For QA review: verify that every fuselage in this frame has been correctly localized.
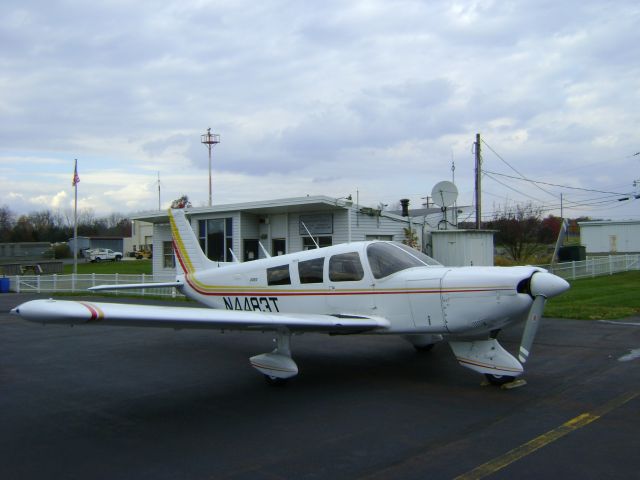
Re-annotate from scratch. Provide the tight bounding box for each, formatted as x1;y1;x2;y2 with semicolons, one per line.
176;241;542;336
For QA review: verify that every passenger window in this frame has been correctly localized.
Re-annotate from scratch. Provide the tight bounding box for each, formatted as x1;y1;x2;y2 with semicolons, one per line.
267;265;291;286
329;252;364;282
299;257;324;284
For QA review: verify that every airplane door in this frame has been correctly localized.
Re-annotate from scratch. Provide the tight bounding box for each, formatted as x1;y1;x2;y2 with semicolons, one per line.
326;251;375;314
406;277;446;331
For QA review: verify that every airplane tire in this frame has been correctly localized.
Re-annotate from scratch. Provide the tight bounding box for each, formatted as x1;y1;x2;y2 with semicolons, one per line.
264;375;288;386
485;374;515;386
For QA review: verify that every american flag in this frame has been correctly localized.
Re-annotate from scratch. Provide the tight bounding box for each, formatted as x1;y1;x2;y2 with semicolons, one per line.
72;159;80;186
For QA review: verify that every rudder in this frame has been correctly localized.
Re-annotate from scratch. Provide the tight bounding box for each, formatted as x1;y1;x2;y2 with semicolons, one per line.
168;209;215;274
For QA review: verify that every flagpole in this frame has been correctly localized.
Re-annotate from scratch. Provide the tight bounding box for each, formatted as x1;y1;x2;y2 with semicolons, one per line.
73;159;78;275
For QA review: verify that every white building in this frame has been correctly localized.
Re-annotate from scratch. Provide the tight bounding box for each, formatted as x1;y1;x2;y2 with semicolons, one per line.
132;196;424;276
578;220;640;255
123;220;153;257
430;230;495;267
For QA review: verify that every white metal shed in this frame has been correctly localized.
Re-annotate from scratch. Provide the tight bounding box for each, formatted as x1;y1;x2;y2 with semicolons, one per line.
578;220;640;254
430;230;495;266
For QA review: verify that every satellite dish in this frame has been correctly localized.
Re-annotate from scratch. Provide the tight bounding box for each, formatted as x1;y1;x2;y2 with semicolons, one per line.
431;181;458;208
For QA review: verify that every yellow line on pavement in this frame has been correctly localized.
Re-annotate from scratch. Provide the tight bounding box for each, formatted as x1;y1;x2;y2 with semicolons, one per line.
455;390;639;480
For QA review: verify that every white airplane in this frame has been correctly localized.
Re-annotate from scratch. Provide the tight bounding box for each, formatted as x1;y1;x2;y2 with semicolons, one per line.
11;209;569;386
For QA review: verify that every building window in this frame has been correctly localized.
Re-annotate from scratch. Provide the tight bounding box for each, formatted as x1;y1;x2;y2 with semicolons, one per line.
272;238;286;256
329;252;364;282
298;257;324;284
163;241;175;269
302;236;332;250
267;265;291;286
198;218;234;262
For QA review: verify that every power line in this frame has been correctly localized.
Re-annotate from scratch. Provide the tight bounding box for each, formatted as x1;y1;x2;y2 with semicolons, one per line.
483;170;631;195
481;139;559;199
483;172;548;203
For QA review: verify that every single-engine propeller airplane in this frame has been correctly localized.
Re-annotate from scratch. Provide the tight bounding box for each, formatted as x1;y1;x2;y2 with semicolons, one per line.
11;209;570;385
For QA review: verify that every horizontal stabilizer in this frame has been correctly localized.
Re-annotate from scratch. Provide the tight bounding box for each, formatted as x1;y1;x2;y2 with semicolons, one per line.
88;281;182;291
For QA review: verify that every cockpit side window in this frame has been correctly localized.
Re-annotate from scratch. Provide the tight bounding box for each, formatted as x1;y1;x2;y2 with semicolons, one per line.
329;252;364;282
394;242;442;266
298;257;324;284
367;242;440;279
267;264;291;286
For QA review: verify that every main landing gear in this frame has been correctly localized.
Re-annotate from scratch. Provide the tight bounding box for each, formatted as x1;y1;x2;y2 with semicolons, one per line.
249;332;299;385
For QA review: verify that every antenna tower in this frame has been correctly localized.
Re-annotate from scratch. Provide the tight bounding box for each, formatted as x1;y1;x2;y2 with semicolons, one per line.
201;127;221;206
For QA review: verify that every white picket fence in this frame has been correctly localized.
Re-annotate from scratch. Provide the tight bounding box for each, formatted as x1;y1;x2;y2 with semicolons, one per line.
5;254;640;295
7;273;182;297
543;254;640;280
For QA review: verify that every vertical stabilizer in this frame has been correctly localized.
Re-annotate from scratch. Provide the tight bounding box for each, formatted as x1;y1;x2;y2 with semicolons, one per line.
168;209;214;274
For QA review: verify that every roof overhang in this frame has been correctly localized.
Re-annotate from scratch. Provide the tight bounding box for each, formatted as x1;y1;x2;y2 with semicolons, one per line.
578;220;640;227
131;196;353;224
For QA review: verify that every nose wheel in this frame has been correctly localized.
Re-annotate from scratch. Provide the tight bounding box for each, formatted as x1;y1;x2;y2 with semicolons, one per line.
485;373;516;385
264;375;289;386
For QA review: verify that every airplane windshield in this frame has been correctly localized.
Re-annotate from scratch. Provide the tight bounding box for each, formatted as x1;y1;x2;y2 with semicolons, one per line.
367;242;441;279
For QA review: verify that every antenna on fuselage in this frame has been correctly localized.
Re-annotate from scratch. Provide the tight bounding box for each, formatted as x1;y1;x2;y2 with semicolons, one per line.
229;248;240;263
301;221;320;248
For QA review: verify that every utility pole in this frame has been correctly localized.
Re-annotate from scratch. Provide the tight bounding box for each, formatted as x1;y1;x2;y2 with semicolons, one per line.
474;133;482;229
201;128;221;206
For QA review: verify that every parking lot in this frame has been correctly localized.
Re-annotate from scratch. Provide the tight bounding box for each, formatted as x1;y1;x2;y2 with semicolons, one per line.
1;293;639;479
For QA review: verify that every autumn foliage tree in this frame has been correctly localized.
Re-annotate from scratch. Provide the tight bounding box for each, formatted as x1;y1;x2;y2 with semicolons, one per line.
485;203;562;262
0;205;131;243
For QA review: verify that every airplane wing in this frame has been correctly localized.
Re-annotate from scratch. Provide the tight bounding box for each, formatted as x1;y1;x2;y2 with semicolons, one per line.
11;299;390;334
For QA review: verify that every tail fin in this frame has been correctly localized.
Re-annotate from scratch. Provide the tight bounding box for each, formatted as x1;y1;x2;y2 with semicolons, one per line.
168;209;215;275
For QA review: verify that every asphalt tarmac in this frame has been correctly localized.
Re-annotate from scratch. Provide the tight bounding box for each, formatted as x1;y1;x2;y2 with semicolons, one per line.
1;293;639;480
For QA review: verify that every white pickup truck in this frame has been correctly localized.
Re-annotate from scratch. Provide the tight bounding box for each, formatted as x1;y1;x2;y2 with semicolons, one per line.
88;248;123;262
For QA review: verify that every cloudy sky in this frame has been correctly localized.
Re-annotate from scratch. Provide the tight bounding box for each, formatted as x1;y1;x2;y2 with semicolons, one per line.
1;0;639;221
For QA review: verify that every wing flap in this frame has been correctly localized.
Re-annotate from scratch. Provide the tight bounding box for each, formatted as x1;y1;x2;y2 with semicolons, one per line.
12;299;390;333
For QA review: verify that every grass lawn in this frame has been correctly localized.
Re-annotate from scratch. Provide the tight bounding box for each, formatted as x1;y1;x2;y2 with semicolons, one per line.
544;270;640;320
63;260;152;275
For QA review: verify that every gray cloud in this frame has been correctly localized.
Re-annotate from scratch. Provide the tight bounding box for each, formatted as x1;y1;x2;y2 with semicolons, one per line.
0;0;638;218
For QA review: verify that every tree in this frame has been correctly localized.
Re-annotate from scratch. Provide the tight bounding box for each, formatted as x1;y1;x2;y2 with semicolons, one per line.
28;211;56;241
485;203;546;262
171;195;192;209
402;227;419;249
1;207;133;243
539;215;563;244
11;215;36;242
0;205;15;242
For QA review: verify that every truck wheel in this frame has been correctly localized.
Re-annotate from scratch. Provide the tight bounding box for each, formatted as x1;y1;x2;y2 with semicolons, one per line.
115;255;122;261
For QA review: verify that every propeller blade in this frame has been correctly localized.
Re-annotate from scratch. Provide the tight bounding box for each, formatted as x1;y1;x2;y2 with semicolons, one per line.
518;295;546;364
